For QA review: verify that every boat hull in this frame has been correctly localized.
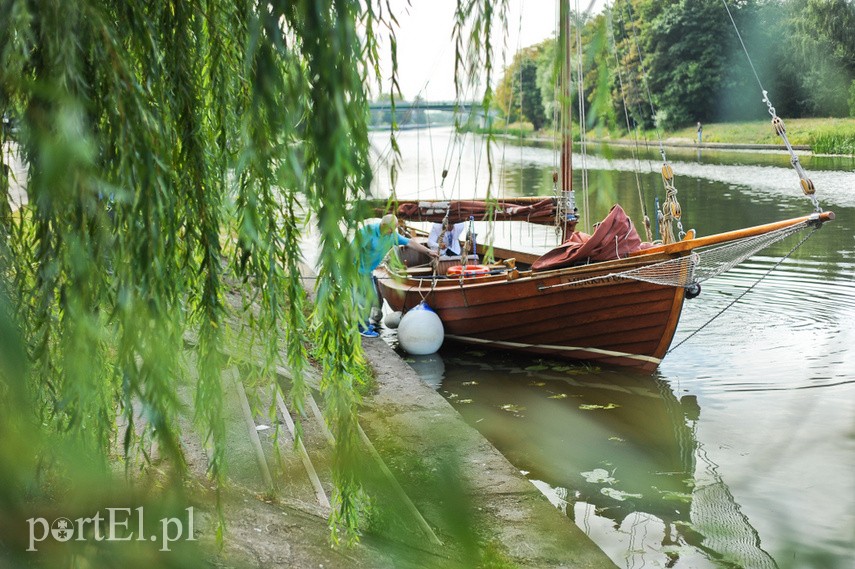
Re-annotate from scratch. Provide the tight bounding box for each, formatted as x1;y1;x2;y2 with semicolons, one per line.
376;253;687;373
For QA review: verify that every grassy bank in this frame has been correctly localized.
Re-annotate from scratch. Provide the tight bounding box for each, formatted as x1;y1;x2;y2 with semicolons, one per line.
667;117;855;154
481;117;855;155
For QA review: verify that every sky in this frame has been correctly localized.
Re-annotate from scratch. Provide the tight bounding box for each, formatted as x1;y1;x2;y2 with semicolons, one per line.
376;0;606;101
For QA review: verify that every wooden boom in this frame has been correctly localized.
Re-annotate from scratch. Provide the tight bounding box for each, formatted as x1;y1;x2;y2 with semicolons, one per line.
631;211;835;257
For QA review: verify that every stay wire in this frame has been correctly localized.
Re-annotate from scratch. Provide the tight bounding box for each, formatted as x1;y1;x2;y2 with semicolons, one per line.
574;0;591;233
621;0;667;164
720;0;765;93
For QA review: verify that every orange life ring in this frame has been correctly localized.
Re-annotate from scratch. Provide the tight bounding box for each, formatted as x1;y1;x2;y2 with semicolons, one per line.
446;264;491;277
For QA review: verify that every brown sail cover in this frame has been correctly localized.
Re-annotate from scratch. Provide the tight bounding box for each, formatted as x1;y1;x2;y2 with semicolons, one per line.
532;204;651;270
396;198;555;224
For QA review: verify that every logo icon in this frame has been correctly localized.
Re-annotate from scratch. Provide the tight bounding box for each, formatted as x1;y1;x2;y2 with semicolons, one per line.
51;518;74;542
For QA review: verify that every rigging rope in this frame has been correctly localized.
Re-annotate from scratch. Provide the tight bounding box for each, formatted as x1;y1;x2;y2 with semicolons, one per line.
605;0;652;242
619;0;685;243
573;0;592;233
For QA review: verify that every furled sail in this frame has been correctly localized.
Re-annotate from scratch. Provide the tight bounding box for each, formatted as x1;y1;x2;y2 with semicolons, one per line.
532;204;652;270
365;197;558;225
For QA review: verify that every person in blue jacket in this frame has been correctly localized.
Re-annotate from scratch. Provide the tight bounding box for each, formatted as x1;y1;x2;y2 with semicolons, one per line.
353;214;435;337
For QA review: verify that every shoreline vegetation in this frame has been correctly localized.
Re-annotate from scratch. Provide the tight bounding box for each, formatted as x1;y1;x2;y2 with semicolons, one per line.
467;117;855;155
372;113;855;155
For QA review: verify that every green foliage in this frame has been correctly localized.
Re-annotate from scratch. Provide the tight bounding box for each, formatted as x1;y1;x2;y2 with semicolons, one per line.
788;0;855;117
582;14;620;132
498;0;855;133
519;57;547;130
849;79;855;118
0;0;512;558
535;38;558;127
810;132;855;154
641;0;736;129
610;0;654;129
496;46;547;130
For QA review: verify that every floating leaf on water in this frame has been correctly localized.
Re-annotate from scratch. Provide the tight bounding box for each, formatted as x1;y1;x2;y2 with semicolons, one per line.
600;487;642;501
447;393;458;399
500;404;526;413
579;403;621;411
461;381;479;387
548;393;568;399
457;399;473;404
659;490;692;503
608;436;625;443
580;468;616;484
528;380;546;387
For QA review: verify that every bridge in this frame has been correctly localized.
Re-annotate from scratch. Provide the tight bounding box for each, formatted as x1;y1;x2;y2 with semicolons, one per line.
368;100;483;112
368;100;497;128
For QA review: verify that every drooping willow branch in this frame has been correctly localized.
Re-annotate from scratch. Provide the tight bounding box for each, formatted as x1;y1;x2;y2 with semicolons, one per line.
0;0;508;545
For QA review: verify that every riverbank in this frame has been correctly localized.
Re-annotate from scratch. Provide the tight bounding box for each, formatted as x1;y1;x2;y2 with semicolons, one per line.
178;272;619;569
356;336;618;568
483;117;855;155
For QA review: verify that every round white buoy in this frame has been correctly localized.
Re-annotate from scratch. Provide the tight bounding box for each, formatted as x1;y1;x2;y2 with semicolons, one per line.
383;310;402;329
397;303;444;355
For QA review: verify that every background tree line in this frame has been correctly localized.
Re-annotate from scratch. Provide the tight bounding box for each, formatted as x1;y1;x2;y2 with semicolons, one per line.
496;0;855;132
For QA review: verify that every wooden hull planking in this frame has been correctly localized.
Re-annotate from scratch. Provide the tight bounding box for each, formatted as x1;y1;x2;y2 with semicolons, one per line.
376;212;834;372
376;252;687;373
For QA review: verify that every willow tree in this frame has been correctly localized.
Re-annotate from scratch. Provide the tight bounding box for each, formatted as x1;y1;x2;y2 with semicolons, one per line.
0;0;507;554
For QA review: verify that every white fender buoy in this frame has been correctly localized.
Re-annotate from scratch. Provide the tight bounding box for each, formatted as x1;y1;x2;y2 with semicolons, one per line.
383;310;402;329
397;302;444;355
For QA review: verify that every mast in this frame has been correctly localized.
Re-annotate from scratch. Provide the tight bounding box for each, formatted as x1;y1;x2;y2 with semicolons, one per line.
559;0;577;241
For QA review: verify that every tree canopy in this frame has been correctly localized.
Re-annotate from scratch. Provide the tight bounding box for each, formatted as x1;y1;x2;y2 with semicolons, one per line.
496;46;548;130
496;0;855;131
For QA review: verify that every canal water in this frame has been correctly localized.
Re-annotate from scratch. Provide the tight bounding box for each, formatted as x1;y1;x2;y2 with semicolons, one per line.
370;128;855;568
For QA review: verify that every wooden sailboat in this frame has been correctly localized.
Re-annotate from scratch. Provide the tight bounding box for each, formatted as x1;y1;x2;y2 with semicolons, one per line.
373;2;834;373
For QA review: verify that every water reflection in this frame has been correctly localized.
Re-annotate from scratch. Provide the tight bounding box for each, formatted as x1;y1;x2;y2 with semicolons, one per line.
374;129;855;566
402;346;780;568
404;353;445;390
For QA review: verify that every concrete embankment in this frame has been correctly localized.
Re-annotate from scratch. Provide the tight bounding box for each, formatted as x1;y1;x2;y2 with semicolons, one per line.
182;270;617;568
357;336;618;568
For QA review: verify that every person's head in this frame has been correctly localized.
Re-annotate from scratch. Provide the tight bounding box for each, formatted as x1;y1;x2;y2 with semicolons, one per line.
380;213;398;235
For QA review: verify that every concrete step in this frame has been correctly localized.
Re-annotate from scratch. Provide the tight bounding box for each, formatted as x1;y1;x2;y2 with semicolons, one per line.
239;372;332;515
